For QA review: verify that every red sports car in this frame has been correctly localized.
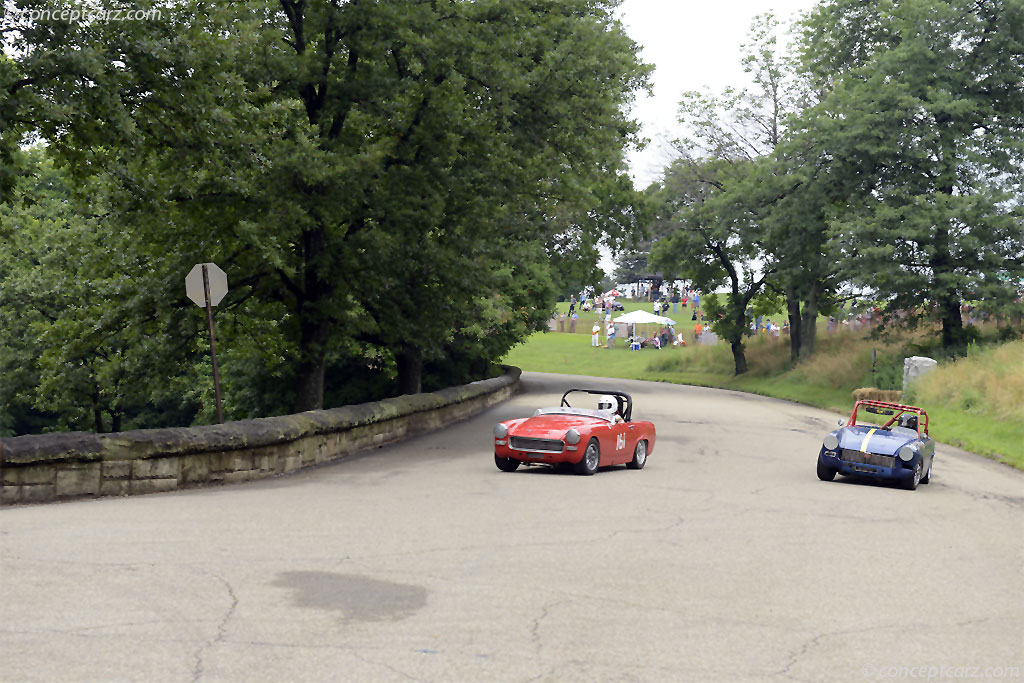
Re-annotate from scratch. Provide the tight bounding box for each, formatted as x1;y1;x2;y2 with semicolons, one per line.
493;389;657;475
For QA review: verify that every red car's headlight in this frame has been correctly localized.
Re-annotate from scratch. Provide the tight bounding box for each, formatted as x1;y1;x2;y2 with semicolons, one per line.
494;423;508;438
565;429;580;445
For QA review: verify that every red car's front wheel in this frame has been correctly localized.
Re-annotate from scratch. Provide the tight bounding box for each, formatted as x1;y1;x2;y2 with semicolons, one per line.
495;454;520;472
575;439;600;476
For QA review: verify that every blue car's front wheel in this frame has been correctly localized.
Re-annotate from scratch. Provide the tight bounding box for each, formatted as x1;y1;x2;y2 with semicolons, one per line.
904;460;922;491
817;458;837;482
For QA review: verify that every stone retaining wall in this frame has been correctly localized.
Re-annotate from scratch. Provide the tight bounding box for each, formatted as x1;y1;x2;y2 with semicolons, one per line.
1;366;521;506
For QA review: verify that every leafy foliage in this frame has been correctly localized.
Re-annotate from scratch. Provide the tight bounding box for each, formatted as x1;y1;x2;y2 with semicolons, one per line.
1;0;650;434
645;2;1024;376
648;15;802;375
796;0;1024;349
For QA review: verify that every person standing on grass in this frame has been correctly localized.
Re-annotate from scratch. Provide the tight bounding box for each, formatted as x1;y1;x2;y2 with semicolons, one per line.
606;320;616;348
569;312;578;333
694;320;703;343
592;321;601;347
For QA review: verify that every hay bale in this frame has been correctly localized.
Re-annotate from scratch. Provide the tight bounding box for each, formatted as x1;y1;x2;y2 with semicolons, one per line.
852;388;904;403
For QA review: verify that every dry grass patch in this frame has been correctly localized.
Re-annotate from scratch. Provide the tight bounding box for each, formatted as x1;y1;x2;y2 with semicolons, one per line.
788;330;902;390
912;340;1024;424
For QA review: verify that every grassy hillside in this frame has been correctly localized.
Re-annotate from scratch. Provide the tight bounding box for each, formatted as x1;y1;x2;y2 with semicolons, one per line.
503;314;1024;469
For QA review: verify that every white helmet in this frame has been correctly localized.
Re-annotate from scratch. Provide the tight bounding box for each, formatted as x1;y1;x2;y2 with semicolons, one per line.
597;395;616;412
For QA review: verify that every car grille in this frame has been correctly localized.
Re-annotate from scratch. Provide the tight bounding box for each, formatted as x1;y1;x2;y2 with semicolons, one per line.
510;437;564;453
841;448;895;468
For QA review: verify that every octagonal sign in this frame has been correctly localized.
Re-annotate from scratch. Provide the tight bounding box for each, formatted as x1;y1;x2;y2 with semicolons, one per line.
185;262;228;308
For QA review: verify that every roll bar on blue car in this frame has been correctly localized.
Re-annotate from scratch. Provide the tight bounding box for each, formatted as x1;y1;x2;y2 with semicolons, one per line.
849;399;929;436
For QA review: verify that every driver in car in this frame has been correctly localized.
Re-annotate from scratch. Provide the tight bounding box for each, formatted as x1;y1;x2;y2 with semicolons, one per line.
597;395;624;423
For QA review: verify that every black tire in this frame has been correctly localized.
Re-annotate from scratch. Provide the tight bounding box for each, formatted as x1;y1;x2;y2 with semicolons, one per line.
816;458;837;482
495;454;520;472
626;439;648;470
575;438;600;476
921;460;932;485
904;460;922;490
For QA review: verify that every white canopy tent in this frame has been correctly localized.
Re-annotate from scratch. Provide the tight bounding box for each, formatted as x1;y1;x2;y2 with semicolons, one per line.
613;310;677;349
614;310;676;326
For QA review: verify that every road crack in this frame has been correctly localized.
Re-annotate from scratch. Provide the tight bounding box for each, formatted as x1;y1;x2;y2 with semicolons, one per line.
192;571;238;682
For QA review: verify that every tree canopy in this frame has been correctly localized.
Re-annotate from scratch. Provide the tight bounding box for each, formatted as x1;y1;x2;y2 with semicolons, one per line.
0;0;650;435
647;2;1023;376
798;0;1024;348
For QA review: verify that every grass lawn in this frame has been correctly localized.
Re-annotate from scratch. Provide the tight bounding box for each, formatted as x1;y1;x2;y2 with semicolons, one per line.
503;315;1024;470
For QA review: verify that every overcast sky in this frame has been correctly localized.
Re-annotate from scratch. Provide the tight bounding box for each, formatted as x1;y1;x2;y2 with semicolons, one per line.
615;0;820;189
600;0;820;274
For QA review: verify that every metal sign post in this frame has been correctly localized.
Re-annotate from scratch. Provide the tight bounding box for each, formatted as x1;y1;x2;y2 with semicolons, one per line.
186;263;228;424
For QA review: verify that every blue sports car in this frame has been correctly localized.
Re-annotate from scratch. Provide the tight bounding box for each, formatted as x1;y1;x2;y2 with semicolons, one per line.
817;400;935;491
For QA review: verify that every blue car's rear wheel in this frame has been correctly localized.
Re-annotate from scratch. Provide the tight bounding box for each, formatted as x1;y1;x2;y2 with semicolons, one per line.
816;458;836;482
575;438;600;476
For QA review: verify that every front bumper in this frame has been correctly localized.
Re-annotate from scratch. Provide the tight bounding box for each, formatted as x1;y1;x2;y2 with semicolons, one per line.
495;440;578;465
819;449;916;482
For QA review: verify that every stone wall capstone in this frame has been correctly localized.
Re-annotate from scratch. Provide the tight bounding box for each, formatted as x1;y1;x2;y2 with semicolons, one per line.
1;366;521;506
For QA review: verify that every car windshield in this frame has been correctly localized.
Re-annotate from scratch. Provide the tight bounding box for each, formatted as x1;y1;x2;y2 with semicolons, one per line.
534;407;614;421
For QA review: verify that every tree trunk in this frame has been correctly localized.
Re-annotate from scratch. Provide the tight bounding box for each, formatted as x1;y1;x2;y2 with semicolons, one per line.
938;293;964;349
933;134;964;350
294;347;328;412
395;345;423;395
799;286;819;360
293;313;332;413
724;285;749;375
786;284;802;364
730;339;748;375
93;399;104;434
292;225;335;413
929;220;964;349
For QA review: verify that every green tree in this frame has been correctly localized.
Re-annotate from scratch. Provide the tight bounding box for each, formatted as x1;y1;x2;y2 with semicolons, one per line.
12;0;649;412
649;14;806;374
0;152;206;433
797;0;1024;349
649;157;774;374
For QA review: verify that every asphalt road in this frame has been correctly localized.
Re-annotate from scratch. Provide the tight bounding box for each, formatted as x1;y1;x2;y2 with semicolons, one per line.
2;372;1022;683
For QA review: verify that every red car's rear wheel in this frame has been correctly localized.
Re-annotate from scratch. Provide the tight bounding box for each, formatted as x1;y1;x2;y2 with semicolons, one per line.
627;440;648;470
